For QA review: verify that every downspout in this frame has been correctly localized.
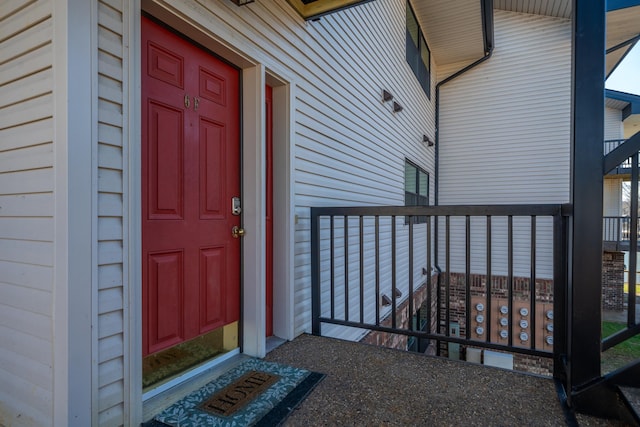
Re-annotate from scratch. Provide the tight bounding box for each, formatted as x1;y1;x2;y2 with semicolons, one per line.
433;0;494;347
435;0;494;207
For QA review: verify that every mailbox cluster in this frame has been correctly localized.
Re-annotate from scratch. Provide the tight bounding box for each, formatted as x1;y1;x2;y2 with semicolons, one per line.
470;296;554;350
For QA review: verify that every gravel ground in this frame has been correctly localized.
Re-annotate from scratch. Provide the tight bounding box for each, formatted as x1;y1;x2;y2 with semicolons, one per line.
265;334;628;427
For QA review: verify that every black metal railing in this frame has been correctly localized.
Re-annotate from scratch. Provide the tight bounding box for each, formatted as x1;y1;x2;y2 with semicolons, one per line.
603;216;635;250
604;139;627;155
602;149;640;354
604;139;635;172
311;204;569;367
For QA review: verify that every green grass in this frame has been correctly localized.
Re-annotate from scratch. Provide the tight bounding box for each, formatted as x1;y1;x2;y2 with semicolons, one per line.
602;321;640;358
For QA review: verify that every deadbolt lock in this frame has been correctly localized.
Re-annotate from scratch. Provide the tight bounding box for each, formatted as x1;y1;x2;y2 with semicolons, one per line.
232;197;242;215
232;226;245;238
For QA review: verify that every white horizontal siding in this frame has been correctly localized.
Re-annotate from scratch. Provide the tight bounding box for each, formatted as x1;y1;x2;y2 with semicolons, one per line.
604;107;623;141
96;0;126;424
603;108;623;218
0;1;54;426
91;0;437;416
172;0;437;339
438;10;571;278
603;178;622;217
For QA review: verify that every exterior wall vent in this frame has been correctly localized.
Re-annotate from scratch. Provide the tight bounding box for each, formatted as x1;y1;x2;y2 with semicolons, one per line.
483;350;514;370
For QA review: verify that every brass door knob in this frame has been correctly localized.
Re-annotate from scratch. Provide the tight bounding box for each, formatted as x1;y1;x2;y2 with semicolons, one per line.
232;226;245;238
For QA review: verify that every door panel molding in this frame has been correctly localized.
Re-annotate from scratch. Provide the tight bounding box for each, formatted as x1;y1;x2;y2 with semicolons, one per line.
141;16;240;357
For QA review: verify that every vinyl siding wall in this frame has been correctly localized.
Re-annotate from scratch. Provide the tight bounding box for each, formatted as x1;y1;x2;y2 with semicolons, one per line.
604;107;623;141
603;107;623;218
437;10;571;278
0;1;55;426
1;0;130;425
91;0;436;421
170;0;436;338
603;179;622;217
96;0;128;425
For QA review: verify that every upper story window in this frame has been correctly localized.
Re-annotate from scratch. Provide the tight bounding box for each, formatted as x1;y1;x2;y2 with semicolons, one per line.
406;1;431;99
405;159;429;223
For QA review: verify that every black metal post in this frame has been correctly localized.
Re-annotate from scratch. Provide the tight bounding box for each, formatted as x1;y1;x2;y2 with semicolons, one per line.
486;216;492;343
344;216;349;322
629;154;638;327
330;216;335;320
569;0;605;395
409;217;414;330
465;216;471;340
375;216;380;326
530;216;536;350
359;216;364;324
553;207;569;382
311;208;321;335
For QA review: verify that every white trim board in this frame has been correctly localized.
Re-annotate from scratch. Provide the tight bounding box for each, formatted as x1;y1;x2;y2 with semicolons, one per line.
142;348;241;401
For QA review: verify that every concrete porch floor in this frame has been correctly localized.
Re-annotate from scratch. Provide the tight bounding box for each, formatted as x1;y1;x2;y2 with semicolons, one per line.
265;334;626;426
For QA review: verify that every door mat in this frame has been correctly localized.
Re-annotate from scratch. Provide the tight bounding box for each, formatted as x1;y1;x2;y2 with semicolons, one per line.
149;359;324;427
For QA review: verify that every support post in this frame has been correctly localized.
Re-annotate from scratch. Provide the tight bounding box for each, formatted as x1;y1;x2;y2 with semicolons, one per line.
569;0;605;400
311;208;321;335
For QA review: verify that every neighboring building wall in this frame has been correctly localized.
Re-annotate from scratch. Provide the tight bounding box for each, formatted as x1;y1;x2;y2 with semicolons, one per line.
0;1;55;426
437;10;571;279
604;107;623;141
603;178;622;217
602;106;625;313
603;106;623;217
602;251;625;311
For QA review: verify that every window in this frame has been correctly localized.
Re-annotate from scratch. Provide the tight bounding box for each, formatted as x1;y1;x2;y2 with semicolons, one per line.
406;1;431;98
408;306;430;352
405;160;429;223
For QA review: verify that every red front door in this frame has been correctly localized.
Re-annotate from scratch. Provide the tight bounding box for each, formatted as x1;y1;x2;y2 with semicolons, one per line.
141;17;241;356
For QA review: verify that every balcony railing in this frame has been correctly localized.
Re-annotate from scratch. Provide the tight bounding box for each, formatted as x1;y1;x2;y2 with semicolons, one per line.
310;204;568;372
603;216;640;251
604;139;634;172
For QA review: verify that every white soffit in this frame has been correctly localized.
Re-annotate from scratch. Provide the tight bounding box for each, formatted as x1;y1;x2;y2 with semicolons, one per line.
606;6;640;75
494;0;571;19
606;90;640;138
606;46;632;76
494;1;640;77
411;0;486;66
606;98;629;110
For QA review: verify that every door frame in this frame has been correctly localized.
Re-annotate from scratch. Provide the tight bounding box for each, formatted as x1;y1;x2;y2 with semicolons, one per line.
128;1;295;423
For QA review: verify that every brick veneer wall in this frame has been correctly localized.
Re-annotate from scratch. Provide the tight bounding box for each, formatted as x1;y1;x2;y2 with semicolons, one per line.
438;272;554;338
360;271;555;375
438;272;555;376
358;252;626;375
602;251;624;311
360;276;437;350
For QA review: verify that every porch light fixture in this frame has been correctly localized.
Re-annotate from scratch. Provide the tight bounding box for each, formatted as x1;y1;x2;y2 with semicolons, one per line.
423;135;434;146
393;101;403;113
382;89;393;103
230;0;255;5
